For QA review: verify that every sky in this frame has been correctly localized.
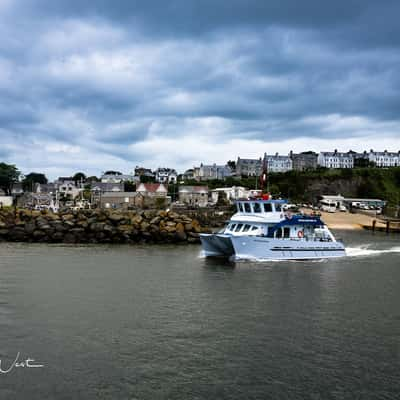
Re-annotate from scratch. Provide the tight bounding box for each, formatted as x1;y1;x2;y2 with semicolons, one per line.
0;0;400;179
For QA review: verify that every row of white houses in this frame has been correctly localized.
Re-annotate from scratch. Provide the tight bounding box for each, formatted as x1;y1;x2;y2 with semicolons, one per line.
245;149;400;173
318;150;400;169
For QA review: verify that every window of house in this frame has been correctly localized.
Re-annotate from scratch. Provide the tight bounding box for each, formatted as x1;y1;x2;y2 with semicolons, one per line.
264;203;272;212
244;203;251;213
253;202;261;213
235;224;244;232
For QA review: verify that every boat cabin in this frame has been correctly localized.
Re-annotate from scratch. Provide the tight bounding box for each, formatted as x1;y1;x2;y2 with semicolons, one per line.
225;205;332;241
235;199;286;214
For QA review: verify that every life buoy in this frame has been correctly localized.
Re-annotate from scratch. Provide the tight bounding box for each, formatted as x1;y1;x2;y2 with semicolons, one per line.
297;230;304;238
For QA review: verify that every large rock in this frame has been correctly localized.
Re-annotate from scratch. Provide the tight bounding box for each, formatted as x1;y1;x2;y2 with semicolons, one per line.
140;221;150;231
24;221;36;234
150;216;161;225
109;213;124;224
176;223;185;233
90;222;105;232
62;214;75;221
32;230;46;240
8;227;27;241
175;230;187;241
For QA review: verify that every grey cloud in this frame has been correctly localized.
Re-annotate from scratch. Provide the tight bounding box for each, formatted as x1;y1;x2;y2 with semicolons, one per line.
0;0;399;177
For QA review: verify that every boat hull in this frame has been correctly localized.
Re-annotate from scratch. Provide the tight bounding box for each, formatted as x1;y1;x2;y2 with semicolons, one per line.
200;234;235;257
200;234;346;260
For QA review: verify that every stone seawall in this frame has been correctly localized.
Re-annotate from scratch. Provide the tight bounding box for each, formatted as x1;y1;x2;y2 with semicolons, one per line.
0;209;211;244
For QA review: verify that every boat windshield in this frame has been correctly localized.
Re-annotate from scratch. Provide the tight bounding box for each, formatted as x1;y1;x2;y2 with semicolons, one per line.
264;203;272;212
253;203;261;213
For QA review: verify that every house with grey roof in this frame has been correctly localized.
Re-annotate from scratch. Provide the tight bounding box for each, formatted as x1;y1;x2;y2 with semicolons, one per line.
263;153;293;172
317;150;354;169
193;163;232;181
155;168;178;184
289;151;318;171
99;192;144;210
178;186;209;207
236;157;262;177
101;173;139;184
367;149;400;167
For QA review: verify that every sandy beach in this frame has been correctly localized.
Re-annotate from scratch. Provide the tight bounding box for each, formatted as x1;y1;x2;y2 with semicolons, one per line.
301;209;378;230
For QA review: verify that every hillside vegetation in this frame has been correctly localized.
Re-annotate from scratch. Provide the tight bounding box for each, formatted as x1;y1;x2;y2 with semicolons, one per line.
183;168;400;205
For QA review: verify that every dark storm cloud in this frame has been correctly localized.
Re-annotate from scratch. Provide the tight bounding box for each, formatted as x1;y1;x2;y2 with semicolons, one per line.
0;0;399;177
17;0;400;49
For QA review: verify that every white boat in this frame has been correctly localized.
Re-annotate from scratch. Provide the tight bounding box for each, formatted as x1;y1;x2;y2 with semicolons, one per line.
200;198;346;261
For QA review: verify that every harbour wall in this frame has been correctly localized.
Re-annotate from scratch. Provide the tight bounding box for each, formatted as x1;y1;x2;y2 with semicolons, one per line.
0;209;211;244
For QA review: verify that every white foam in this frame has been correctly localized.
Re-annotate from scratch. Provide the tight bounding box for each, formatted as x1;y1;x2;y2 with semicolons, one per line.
346;246;400;258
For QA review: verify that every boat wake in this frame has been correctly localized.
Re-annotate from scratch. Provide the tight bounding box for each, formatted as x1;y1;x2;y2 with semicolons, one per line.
346;246;400;258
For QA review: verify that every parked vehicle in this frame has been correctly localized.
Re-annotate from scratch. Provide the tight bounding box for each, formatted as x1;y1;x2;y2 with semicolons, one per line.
320;200;336;213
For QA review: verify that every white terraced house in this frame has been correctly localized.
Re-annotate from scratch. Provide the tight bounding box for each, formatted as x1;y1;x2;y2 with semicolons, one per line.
263;153;292;172
155;168;178;184
317;150;354;169
367;150;400;167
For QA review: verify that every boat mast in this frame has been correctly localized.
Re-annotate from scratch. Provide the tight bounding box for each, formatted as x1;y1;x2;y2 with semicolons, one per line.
259;157;268;194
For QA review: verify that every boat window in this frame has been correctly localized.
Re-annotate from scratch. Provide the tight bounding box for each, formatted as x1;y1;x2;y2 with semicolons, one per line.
283;227;290;238
253;202;261;213
251;226;258;231
275;204;282;211
238;203;244;212
276;228;283;238
230;224;236;231
264;203;272;212
235;223;244;232
244;203;251;213
243;224;251;232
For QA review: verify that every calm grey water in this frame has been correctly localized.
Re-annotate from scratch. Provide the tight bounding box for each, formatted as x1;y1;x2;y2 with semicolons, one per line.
0;230;399;400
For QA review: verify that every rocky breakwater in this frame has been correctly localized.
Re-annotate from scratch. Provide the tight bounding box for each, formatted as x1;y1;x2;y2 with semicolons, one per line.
0;209;211;244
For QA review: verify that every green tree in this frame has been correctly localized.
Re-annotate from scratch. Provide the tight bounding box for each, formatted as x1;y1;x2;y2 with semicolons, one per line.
140;175;155;183
227;160;236;171
0;163;20;195
73;172;86;185
86;175;99;182
22;172;48;191
124;181;136;192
